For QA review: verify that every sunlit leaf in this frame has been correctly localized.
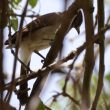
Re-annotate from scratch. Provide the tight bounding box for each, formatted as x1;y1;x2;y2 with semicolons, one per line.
13;0;21;4
10;17;18;31
11;0;21;9
29;0;38;8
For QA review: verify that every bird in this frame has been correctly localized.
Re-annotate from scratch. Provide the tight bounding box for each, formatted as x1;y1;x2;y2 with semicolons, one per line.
4;10;82;105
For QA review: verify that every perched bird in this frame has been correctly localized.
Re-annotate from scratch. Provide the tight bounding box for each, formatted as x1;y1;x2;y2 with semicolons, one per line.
5;10;82;105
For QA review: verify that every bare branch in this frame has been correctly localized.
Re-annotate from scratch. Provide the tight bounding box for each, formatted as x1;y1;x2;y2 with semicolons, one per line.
91;0;105;110
81;1;95;109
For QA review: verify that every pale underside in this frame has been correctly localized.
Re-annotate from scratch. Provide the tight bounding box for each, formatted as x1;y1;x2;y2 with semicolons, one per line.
19;24;60;64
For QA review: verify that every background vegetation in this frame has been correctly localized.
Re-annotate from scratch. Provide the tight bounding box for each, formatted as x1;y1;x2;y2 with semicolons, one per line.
0;0;110;110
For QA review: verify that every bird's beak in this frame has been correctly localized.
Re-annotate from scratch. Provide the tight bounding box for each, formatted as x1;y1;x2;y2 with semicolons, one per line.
76;27;80;34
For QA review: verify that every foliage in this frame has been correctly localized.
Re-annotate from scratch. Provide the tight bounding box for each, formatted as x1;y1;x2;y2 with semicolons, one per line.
10;16;18;31
37;101;45;110
29;0;38;8
8;0;38;31
47;73;110;110
105;73;110;83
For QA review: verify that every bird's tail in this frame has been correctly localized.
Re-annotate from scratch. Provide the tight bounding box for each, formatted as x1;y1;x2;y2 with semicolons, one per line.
16;46;32;105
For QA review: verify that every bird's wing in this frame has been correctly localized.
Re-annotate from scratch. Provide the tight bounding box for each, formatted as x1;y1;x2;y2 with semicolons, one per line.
4;12;62;47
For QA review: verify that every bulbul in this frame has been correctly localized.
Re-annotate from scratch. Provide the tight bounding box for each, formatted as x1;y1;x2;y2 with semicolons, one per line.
5;10;82;105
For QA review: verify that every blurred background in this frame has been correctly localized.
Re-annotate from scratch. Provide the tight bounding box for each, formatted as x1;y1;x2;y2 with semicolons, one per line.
3;0;110;110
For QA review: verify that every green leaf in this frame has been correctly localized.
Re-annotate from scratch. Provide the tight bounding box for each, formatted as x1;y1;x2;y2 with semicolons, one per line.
13;0;21;5
37;101;45;110
10;17;18;31
11;0;21;9
29;0;38;8
105;74;110;82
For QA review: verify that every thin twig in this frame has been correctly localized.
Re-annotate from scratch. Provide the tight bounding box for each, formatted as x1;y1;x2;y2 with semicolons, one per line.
53;92;80;106
7;13;39;18
11;49;32;73
34;50;45;60
63;55;78;93
6;0;29;103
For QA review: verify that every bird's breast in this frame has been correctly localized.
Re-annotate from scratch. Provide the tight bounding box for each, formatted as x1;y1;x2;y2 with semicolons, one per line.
21;24;60;51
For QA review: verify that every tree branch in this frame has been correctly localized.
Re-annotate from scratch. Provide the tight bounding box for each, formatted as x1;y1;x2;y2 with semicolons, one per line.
0;0;8;108
81;1;95;110
91;0;105;110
